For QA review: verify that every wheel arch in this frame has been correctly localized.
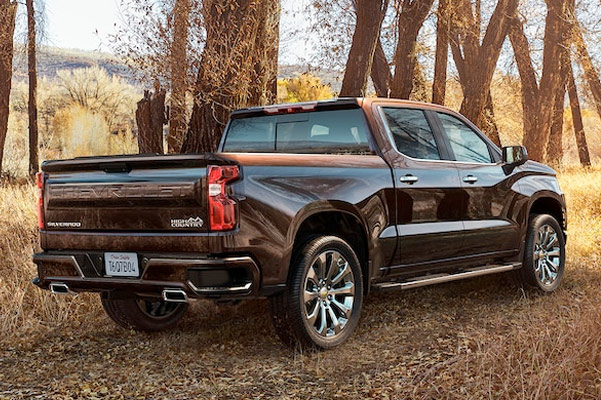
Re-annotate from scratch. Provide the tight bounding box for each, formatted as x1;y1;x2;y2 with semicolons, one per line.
527;192;567;235
286;201;371;294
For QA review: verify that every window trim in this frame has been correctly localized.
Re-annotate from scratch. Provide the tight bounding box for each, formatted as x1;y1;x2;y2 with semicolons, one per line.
433;111;502;165
376;105;451;162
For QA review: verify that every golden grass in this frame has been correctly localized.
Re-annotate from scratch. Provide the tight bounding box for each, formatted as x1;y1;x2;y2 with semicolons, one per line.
0;167;600;399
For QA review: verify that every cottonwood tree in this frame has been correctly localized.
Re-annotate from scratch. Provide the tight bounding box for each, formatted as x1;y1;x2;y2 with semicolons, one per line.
572;17;601;121
168;0;190;153
390;0;435;99
432;0;450;105
0;0;17;175
181;0;280;153
450;0;519;146
112;0;204;152
509;0;571;162
339;0;388;97
566;62;591;165
27;0;39;177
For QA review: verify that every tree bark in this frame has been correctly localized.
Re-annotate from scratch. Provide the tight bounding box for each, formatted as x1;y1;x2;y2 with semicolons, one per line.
248;0;280;105
573;21;601;120
483;91;501;147
390;0;435;99
136;90;166;154
508;0;570;162
339;0;388;97
546;49;570;165
182;0;270;153
27;0;39;177
432;0;450;105
168;0;190;154
0;0;17;176
566;62;591;166
371;38;392;97
451;0;519;131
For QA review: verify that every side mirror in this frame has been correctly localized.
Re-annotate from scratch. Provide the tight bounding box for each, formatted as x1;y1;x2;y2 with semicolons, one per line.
502;145;528;166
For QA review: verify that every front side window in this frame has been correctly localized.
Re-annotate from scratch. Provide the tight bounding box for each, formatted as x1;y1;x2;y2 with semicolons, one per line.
222;109;371;154
381;108;441;160
437;113;492;164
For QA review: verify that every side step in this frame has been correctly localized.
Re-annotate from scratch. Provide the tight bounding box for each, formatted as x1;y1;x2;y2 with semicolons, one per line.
374;262;521;291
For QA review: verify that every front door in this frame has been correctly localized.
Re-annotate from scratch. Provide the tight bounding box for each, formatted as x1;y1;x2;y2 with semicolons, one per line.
378;106;467;275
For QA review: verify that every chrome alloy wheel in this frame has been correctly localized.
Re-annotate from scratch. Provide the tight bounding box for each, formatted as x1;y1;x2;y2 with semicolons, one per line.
533;224;562;286
303;250;355;338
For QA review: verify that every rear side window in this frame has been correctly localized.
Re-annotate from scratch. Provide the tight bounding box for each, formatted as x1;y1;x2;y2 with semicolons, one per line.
222;109;371;154
437;113;492;163
222;116;276;152
382;108;441;160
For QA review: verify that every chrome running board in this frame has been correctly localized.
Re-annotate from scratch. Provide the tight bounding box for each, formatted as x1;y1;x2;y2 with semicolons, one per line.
374;262;522;291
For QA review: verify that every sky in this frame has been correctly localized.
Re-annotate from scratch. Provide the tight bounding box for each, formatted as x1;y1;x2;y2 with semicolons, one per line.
43;0;312;63
44;0;121;52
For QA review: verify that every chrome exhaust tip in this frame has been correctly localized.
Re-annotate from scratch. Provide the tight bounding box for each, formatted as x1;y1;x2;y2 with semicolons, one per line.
162;288;188;303
49;282;72;295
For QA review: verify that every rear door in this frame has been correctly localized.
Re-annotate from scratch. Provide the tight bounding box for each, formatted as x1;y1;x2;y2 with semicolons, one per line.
433;111;521;258
377;106;466;275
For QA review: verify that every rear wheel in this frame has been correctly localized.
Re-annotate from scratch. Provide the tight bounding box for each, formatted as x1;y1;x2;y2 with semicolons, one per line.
519;214;565;292
101;293;188;331
270;236;363;350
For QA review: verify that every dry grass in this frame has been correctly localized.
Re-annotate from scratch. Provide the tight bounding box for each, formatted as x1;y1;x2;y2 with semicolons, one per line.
0;168;601;399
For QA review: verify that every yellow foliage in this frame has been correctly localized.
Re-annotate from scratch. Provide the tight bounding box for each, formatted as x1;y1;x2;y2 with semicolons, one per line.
277;73;334;103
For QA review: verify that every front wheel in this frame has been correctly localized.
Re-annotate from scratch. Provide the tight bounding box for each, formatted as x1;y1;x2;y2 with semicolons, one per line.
270;236;364;350
101;293;188;331
519;214;566;292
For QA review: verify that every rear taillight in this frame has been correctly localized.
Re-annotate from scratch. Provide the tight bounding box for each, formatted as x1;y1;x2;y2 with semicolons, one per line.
36;172;45;229
207;165;240;231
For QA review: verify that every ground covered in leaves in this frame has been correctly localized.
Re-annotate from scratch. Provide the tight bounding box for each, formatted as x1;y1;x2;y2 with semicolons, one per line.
1;168;601;399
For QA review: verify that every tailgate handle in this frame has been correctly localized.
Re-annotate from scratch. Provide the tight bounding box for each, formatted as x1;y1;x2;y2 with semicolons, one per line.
101;162;131;173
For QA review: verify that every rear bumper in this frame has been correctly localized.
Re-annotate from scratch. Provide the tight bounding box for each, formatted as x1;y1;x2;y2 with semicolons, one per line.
32;251;281;299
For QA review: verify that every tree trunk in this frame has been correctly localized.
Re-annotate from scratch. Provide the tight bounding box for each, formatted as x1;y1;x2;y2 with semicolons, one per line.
181;0;268;153
339;0;388;97
168;0;190;154
371;38;392;97
389;0;434;99
566;62;591;166
248;0;280;105
27;0;39;177
0;0;17;176
508;0;569;162
573;21;601;120
432;0;449;105
136;90;166;154
546;49;569;165
483;91;501;147
451;0;519;130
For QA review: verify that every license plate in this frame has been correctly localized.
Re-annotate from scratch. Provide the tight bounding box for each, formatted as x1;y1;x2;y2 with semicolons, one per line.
104;252;139;277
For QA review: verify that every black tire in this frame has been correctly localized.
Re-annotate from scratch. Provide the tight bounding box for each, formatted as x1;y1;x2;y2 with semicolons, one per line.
101;293;188;331
519;214;566;292
270;236;364;350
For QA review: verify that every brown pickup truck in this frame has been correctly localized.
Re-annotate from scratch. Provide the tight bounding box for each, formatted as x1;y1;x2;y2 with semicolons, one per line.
33;98;567;349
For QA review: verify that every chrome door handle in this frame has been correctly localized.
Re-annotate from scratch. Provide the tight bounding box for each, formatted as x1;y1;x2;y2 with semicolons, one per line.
463;175;478;183
400;175;419;184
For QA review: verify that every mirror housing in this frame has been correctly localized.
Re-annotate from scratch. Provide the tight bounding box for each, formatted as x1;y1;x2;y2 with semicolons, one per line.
502;146;528;165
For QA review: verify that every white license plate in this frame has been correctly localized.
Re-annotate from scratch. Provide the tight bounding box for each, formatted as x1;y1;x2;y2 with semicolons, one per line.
104;252;139;277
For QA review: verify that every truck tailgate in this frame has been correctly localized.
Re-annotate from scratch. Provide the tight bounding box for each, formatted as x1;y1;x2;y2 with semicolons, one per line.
40;154;235;251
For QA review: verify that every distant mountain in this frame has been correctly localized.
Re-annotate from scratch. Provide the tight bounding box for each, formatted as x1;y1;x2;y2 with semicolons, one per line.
13;46;345;92
12;47;135;84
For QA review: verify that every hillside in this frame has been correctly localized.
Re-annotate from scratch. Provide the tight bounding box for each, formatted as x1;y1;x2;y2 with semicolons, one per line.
12;46;344;91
